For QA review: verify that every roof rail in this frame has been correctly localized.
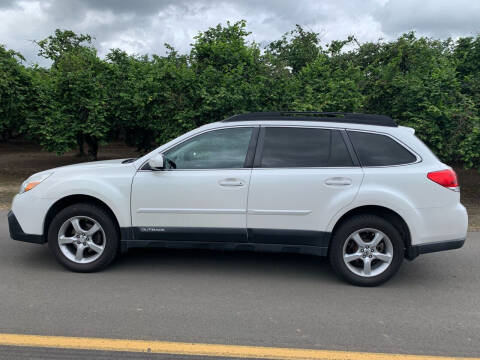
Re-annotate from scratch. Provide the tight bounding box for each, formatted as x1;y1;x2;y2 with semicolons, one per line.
222;112;397;127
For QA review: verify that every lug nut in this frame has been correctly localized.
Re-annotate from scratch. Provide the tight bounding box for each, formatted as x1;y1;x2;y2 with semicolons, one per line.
360;248;364;252
369;255;373;258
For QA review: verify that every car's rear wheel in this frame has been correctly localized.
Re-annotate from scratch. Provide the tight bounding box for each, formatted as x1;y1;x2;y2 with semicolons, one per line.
48;203;119;272
329;215;404;286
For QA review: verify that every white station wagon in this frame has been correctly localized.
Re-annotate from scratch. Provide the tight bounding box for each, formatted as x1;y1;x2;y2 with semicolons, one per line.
8;112;468;286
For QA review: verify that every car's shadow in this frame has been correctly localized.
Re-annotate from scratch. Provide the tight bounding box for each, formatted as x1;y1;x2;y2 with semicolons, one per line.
114;247;338;282
11;240;443;288
15;242;340;283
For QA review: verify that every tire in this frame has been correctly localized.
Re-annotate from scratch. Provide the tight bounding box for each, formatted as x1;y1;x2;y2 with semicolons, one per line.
48;203;119;272
328;214;404;286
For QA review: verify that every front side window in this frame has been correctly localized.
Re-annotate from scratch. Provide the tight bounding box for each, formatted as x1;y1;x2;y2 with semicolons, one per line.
164;127;253;169
259;127;353;168
348;131;417;166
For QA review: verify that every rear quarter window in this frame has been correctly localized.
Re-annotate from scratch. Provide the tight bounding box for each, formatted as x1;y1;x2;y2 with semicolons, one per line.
348;131;417;166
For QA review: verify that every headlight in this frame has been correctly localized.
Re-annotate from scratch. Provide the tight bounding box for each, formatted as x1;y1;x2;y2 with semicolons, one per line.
19;172;53;194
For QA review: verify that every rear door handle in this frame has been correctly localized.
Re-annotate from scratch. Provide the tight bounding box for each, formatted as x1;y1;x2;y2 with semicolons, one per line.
325;177;352;186
219;178;245;187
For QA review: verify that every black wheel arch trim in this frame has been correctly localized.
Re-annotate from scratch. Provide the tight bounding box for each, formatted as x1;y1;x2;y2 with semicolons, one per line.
8;210;46;244
42;194;121;242
405;238;465;260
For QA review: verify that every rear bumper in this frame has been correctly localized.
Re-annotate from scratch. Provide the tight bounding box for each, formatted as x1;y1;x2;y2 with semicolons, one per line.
7;211;46;244
405;238;465;260
409;203;468;245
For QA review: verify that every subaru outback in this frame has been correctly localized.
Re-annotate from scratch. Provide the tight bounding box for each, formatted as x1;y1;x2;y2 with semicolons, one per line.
8;112;468;286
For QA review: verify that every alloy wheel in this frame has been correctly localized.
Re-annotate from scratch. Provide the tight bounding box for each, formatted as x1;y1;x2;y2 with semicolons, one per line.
342;228;393;277
57;216;106;264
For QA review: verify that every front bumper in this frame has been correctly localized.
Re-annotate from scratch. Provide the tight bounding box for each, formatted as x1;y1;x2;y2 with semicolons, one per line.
405;238;465;260
7;211;46;244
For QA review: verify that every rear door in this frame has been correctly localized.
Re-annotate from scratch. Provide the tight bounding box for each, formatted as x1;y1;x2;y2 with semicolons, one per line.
246;126;363;249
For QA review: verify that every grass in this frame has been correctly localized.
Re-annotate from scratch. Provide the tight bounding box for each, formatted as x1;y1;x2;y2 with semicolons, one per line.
0;141;479;230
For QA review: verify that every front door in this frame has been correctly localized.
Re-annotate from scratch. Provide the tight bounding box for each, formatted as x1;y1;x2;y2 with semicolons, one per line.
131;126;256;243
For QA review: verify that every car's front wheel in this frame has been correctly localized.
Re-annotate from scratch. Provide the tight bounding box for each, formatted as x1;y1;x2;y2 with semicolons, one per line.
48;203;119;272
329;215;404;286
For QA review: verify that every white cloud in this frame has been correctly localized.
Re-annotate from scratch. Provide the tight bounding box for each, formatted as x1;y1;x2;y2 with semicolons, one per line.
374;0;480;39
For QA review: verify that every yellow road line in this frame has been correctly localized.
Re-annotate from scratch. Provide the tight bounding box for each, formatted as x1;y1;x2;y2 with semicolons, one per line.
0;333;478;360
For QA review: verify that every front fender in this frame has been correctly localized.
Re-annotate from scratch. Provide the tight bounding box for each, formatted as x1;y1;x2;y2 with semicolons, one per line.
38;167;135;228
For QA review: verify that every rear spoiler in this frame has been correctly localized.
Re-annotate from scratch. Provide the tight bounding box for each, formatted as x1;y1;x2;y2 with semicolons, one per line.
400;126;415;134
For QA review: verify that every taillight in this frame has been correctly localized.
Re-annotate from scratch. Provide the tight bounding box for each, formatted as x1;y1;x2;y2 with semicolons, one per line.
427;169;459;191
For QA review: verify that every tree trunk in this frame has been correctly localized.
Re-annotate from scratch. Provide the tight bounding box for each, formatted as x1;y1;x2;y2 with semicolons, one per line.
0;129;13;143
85;135;98;160
76;133;85;157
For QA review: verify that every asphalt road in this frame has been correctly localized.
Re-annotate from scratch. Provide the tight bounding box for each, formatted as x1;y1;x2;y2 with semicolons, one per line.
0;346;241;360
0;211;479;358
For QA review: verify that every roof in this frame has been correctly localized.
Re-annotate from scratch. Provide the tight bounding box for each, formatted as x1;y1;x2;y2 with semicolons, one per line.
222;112;397;127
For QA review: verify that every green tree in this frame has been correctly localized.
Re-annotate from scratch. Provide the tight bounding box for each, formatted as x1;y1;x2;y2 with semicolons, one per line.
28;30;108;159
454;36;480;168
266;25;321;73
35;29;92;64
1;22;480;169
190;21;275;126
346;33;478;166
0;45;31;142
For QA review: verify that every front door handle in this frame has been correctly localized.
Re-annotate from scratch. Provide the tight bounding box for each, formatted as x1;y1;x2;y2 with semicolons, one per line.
219;178;245;187
325;177;352;186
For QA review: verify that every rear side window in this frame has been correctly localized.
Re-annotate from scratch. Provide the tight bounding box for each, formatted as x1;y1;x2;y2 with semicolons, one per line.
348;131;417;166
259;127;353;168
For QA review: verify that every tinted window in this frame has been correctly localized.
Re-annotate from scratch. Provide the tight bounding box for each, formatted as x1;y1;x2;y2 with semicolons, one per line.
260;128;353;168
348;131;417;166
164;127;253;169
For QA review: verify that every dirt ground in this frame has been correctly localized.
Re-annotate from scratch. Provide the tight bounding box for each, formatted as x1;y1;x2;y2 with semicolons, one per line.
455;167;480;230
0;141;479;229
0;141;140;211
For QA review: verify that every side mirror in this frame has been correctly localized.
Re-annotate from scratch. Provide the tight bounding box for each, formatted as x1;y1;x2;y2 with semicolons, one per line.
148;153;165;170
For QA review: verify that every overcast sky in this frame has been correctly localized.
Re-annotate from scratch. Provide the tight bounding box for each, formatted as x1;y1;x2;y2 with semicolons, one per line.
1;0;480;66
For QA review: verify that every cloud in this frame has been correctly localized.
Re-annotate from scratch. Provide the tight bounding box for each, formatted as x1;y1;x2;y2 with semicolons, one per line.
0;0;478;66
374;0;480;38
0;0;16;8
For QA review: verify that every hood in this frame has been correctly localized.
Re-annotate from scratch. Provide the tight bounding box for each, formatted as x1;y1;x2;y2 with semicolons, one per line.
59;159;129;169
38;159;134;176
